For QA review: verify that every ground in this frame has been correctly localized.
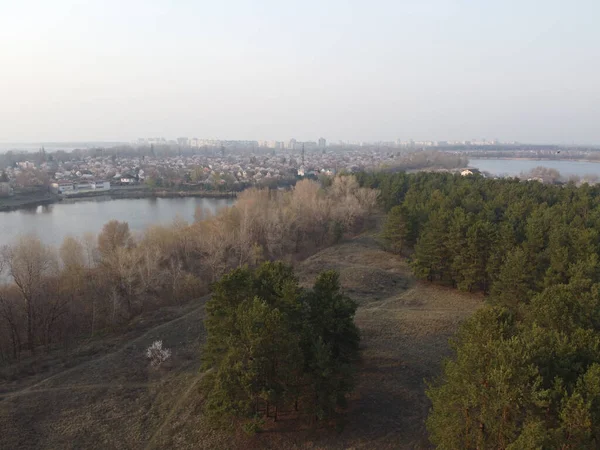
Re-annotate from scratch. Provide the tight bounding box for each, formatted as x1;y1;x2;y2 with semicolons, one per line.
0;234;482;449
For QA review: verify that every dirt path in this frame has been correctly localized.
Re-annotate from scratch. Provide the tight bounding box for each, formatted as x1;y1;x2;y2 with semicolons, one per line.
0;382;157;399
0;300;207;402
145;370;209;450
0;298;209;450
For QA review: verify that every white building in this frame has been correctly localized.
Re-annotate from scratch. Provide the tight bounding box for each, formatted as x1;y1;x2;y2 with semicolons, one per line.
51;181;75;194
93;180;111;190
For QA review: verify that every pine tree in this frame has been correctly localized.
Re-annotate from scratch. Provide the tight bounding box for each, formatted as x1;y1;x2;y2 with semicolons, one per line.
380;205;408;253
411;211;450;282
202;263;360;431
491;247;533;311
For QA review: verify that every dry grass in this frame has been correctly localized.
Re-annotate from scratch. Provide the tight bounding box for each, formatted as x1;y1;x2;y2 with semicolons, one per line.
0;234;482;449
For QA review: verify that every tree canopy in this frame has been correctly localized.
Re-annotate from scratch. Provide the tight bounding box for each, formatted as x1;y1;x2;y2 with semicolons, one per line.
201;262;360;431
357;171;600;447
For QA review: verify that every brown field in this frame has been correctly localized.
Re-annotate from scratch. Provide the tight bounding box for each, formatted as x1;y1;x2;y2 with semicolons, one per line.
0;234;482;449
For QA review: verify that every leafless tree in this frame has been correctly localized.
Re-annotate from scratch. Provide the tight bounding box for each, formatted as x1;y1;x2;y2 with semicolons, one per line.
2;236;58;354
98;220;132;258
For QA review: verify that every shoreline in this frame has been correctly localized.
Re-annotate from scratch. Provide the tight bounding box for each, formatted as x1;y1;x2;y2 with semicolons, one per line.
0;188;237;212
467;157;600;164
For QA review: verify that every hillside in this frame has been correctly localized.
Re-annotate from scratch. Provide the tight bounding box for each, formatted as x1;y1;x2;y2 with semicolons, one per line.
0;234;481;449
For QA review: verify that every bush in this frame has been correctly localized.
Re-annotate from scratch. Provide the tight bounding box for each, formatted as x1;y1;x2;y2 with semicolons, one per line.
146;340;172;367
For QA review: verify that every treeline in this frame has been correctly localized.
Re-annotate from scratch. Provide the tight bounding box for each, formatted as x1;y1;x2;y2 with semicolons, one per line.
358;171;600;296
358;171;600;447
202;263;359;431
380;150;468;172
0;177;377;366
520;166;600;186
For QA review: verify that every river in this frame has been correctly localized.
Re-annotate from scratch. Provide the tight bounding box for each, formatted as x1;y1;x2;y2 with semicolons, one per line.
0;196;234;249
468;158;600;178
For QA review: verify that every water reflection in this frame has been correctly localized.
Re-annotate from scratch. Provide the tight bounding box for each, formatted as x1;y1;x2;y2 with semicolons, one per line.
19;204;47;214
0;197;234;248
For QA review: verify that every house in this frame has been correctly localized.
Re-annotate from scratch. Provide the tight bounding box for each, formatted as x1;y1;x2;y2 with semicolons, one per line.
0;182;13;197
76;182;93;191
93;180;111;190
120;172;139;184
51;181;75;194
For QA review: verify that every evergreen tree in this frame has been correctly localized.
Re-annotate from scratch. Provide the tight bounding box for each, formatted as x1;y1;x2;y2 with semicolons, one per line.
202;263;359;431
354;171;600;447
411;211;450;282
491;247;533;311
380;205;408;253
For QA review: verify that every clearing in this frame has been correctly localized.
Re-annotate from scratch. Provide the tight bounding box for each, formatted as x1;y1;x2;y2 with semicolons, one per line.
0;234;481;449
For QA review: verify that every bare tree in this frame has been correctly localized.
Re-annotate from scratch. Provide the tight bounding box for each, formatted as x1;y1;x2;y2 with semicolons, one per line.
0;286;22;360
98;220;132;257
81;232;101;335
59;236;85;270
2;236;57;354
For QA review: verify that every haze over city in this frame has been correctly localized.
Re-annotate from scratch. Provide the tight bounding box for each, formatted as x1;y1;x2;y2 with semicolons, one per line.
2;0;599;145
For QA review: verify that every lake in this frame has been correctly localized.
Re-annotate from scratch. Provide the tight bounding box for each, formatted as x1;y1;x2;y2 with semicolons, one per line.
0;196;234;249
468;158;600;178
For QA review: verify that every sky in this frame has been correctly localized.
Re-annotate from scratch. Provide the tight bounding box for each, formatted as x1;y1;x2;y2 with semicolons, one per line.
1;0;599;144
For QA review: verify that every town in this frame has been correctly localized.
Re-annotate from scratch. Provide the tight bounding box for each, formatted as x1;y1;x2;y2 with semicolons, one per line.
3;137;600;207
0;139;471;200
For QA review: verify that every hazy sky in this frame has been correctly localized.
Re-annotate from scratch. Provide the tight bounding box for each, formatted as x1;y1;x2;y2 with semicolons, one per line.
1;0;599;144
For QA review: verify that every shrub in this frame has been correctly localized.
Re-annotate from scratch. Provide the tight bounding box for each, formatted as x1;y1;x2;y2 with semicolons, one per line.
146;340;172;367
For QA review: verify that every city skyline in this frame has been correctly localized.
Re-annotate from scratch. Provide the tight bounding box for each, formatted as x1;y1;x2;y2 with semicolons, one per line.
2;135;598;151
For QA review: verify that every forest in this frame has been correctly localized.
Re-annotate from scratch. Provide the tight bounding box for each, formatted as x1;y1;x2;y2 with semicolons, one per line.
358;171;600;448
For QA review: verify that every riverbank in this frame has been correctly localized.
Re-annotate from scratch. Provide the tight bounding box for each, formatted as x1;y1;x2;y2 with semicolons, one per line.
0;193;59;212
0;187;237;212
65;187;237;200
467;156;600;164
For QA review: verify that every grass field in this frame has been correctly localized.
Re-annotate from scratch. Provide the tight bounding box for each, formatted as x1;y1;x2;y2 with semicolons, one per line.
0;234;482;449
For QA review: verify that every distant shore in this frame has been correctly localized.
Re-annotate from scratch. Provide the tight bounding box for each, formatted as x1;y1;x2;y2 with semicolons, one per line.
468;157;600;164
0;187;237;212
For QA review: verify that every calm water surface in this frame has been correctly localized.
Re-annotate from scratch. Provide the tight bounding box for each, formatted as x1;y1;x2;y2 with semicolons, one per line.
0;197;234;248
469;158;600;178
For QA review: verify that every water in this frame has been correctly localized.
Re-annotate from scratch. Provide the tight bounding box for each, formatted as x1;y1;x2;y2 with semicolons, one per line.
469;158;600;178
0;196;234;249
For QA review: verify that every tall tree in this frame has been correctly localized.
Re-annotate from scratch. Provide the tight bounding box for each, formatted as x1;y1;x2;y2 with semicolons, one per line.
202;263;359;431
2;236;57;353
380;205;408;253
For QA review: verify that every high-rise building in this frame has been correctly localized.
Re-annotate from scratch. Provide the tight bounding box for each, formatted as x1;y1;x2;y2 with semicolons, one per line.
288;138;297;150
318;137;326;148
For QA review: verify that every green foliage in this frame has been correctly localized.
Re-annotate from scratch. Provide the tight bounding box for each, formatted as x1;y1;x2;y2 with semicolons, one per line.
202;262;359;431
380;205;407;253
427;299;600;449
359;171;600;297
358;171;600;448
